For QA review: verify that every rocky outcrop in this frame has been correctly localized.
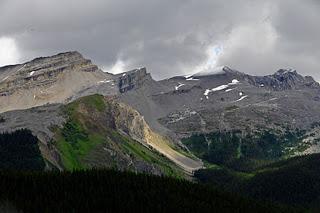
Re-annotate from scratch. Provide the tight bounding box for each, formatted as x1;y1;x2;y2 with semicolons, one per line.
246;69;320;90
117;67;151;93
103;97;203;173
0;51;114;113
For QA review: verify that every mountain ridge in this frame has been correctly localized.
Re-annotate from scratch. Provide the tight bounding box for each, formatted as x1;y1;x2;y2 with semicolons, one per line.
1;51;320;175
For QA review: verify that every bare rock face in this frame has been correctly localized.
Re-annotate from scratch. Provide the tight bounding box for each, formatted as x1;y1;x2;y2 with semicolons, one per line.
2;51;320;171
0;51;114;113
118;66;320;156
117;67;151;93
246;69;320;91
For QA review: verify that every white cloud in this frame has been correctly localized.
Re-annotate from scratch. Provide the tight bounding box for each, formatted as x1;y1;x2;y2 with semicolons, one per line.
189;44;224;76
103;59;126;74
0;0;319;80
0;37;20;67
222;22;277;56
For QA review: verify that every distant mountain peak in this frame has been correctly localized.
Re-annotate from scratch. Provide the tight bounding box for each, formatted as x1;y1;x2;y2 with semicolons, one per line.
0;51;110;113
245;68;320;90
274;68;297;75
191;65;240;78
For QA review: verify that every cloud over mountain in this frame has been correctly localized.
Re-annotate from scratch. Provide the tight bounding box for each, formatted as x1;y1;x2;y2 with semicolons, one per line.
0;0;319;80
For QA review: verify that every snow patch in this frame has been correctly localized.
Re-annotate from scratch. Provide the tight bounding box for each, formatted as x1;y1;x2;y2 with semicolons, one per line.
98;80;112;84
186;77;199;81
204;84;229;97
234;95;248;102
29;71;35;76
175;83;185;90
229;79;240;85
225;88;234;92
203;79;241;99
212;85;229;92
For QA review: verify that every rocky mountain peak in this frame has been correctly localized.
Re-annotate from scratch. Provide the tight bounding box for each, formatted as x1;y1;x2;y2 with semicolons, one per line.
245;69;319;91
274;68;297;75
0;51;109;113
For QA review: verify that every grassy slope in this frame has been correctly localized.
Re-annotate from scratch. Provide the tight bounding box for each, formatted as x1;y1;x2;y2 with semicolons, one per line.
54;94;183;177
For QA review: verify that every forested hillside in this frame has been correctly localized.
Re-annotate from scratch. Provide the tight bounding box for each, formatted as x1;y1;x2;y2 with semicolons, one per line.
0;130;45;171
195;154;320;211
0;169;293;213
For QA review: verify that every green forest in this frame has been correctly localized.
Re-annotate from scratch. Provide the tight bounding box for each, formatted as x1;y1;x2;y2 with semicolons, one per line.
0;127;318;212
182;130;305;172
0;129;45;171
0;169;293;213
195;154;320;211
0;129;294;212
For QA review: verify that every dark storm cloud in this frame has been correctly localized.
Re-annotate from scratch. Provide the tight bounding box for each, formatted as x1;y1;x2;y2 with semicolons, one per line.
0;0;319;80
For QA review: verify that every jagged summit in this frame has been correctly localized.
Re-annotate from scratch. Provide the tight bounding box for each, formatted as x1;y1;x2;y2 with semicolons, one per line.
1;50;319;116
246;68;319;91
274;68;297;75
170;66;318;91
2;51;320;180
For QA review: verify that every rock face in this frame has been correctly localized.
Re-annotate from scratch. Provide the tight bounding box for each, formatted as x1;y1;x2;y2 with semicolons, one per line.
0;95;203;174
109;99;203;173
118;66;320;158
2;51;320;173
0;51;115;113
0;53;157;114
246;69;320;91
118;68;151;93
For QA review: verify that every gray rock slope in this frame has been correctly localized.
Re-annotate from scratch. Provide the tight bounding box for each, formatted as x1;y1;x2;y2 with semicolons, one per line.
119;66;320;155
0;51;116;113
1;52;320;170
0;52;203;172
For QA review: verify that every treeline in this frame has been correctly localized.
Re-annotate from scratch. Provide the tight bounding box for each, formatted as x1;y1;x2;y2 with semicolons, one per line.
0;129;45;171
0;169;290;213
195;154;320;211
182;130;304;172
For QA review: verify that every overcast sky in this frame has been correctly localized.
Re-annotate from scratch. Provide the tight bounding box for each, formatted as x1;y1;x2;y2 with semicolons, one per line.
0;0;319;80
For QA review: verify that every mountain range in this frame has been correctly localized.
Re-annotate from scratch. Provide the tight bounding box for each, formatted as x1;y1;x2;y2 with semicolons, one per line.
1;51;320;211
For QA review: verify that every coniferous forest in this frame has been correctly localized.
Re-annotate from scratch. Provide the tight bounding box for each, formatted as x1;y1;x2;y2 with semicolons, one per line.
0;129;45;171
0;130;295;212
0;169;293;213
1;129;318;212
